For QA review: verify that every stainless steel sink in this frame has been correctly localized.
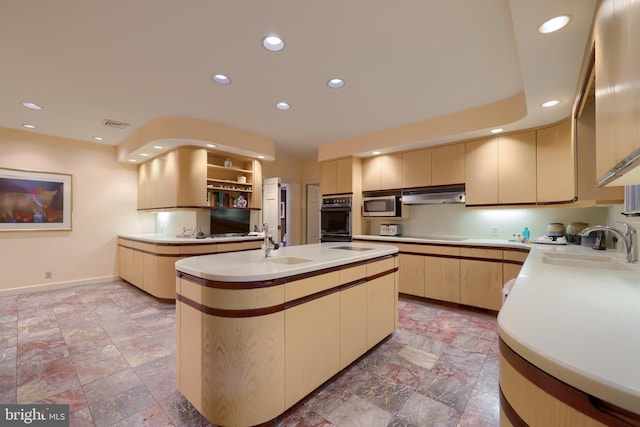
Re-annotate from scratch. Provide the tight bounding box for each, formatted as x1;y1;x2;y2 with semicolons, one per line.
268;257;313;265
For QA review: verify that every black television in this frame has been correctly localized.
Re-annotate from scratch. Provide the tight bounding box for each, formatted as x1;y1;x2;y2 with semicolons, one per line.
210;208;250;236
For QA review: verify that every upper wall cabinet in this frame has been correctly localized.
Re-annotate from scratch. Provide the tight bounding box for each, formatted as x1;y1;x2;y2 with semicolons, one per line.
594;0;640;186
362;154;403;191
537;119;575;203
431;144;465;186
321;157;361;195
465;131;536;206
138;148;208;210
402;149;432;188
137;148;261;210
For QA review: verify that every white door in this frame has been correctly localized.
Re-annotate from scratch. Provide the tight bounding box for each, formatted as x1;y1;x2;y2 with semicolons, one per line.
306;184;321;243
263;177;281;244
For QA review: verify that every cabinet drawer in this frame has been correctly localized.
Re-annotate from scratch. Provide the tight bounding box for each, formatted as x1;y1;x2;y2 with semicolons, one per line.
503;250;529;263
461;247;502;260
366;257;396;277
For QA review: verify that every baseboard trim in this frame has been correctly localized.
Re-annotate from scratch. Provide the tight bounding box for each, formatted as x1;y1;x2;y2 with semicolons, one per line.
0;275;120;297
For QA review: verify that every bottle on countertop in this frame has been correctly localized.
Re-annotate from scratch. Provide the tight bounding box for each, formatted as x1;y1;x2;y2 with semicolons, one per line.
522;227;530;242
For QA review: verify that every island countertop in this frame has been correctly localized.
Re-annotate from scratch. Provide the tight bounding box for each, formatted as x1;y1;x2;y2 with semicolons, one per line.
175;241;399;282
118;232;263;244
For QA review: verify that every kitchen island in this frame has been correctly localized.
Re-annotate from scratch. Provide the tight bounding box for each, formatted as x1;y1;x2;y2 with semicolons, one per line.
174;242;399;427
117;233;263;299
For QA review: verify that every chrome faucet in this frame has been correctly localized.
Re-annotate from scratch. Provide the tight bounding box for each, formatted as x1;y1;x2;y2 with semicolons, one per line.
579;221;637;263
262;223;279;257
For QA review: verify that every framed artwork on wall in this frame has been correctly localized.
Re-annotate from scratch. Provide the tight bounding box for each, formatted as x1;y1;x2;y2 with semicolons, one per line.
0;167;72;231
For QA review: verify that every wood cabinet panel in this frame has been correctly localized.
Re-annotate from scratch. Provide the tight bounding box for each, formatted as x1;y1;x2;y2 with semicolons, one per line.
285;294;340;408
339;284;367;368
398;254;425;296
362;157;380;192
320;161;338;195
380;154;403;189
460;259;503;311
465;137;498;205
425;257;460;303
141;252;155;293
537;120;575;203
499;131;537;204
503;263;522;285
336;158;354;194
402;149;431;188
432;143;465;186
366;274;396;349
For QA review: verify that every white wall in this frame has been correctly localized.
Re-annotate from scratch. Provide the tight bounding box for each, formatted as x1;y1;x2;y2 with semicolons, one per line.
0;127;146;294
366;203;625;246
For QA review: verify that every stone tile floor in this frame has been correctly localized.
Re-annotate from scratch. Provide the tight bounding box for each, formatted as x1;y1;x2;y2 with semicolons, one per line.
0;280;499;426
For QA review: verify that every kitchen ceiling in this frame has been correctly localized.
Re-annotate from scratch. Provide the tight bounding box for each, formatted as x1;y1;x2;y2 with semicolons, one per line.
0;0;597;159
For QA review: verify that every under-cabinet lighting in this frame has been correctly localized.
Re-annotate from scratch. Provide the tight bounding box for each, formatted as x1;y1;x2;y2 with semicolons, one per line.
372;151;381;155
140;153;150;157
491;128;504;134
22;124;36;129
153;145;164;150
206;144;217;148
257;155;266;159
93;136;104;141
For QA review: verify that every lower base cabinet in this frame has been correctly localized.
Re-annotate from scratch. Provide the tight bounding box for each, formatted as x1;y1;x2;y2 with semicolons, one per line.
425;256;460;303
460;258;503;311
176;255;399;427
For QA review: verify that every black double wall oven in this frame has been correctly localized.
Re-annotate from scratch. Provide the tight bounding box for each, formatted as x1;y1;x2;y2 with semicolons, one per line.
320;196;352;242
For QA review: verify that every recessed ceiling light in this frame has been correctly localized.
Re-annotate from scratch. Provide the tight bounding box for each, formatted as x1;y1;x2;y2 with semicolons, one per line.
263;35;284;52
93;136;104;141
140;153;150;157
206;143;217;148
128;159;137;162
276;101;290;110
21;102;43;110
541;99;561;107
538;15;572;34
212;74;231;85
257;155;266;159
491;128;504;134
22;124;36;129
327;78;345;89
372;151;381;155
153;145;164;150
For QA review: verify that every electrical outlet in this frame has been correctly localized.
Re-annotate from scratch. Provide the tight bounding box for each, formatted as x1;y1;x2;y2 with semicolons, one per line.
490;226;498;236
45;271;52;279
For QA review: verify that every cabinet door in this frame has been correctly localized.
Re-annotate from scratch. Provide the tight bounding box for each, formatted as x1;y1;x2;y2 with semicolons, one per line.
339;283;367;369
537;120;575;203
499;131;537;204
117;243;129;279
320;161;337;195
425;256;460;303
176;148;208;207
366;274;396;349
402;149;431;188
432;144;465;186
362;157;380;192
460;259;503;311
124;246;135;283
155;256;183;299
285;293;340;408
465;138;498;205
398;254;425;297
335;158;354;194
380;154;403;190
503;263;522;284
142;252;155;294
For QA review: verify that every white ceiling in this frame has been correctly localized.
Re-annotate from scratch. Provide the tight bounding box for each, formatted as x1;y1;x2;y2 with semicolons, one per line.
0;0;597;159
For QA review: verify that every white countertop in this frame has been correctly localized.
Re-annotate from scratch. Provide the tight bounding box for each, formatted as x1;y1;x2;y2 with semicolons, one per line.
175;242;398;282
498;244;640;413
354;234;530;249
119;233;263;244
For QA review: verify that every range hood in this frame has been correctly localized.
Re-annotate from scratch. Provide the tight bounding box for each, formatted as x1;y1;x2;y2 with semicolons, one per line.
401;184;466;205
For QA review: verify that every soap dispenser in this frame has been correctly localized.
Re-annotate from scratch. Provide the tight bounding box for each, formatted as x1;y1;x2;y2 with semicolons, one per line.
522;227;530;242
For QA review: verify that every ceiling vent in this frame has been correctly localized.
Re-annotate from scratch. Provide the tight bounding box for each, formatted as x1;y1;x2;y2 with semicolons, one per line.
103;119;130;129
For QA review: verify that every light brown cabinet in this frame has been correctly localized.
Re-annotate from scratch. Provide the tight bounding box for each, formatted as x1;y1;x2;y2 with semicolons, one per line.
460;248;504;311
425;256;460;304
594;0;640;186
431;143;465;186
138;148;261;210
321;157;359;195
465;131;536;206
362;154;403;191
398;254;425;297
537;120;575;203
402;149;431;188
366;271;396;349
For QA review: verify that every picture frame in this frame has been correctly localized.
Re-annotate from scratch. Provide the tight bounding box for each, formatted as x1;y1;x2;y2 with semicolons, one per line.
0;167;72;231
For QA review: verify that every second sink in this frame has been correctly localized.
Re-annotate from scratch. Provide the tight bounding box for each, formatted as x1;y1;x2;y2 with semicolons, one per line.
541;251;632;270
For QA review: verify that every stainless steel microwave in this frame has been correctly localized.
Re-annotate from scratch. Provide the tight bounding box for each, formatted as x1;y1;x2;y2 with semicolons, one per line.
363;195;401;217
